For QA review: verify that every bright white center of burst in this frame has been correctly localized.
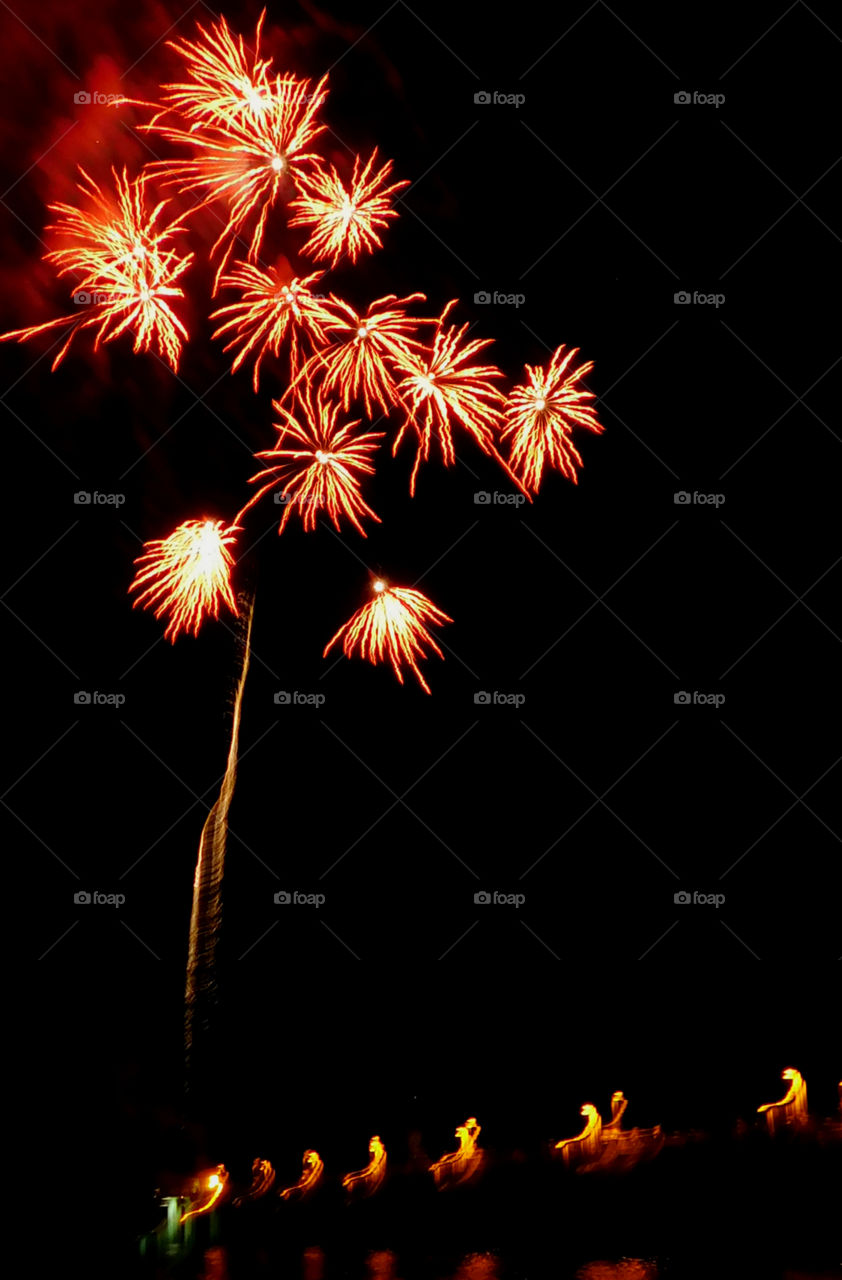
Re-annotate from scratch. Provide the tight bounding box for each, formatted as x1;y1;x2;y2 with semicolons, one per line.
357;326;368;338
535;397;546;410
271;155;284;172
132;242;146;260
315;450;335;466
419;375;435;393
373;580;386;593
139;285;151;301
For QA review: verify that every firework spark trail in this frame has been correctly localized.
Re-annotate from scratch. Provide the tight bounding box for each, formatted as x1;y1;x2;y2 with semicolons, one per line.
129;519;240;641
279;1150;324;1201
141;71;329;291
156;10;276;126
210;264;333;389
391;300;531;499
289;149;408;267
502;345;603;491
0;168;193;371
342;1135;387;1198
288;293;436;418
237;384;383;536
184;592;254;1086
324;581;452;693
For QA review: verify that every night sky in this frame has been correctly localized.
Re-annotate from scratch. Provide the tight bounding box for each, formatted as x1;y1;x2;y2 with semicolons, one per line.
5;0;840;1264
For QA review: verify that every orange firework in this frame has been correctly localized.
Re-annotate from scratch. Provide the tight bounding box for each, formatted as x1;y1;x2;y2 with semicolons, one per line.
129;519;240;641
210;264;333;388
143;71;328;289
293;293;435;417
324;580;452;693
502;345;603;491
0;168;192;370
289;149;408;267
392;300;529;498
157;11;275;126
239;385;383;536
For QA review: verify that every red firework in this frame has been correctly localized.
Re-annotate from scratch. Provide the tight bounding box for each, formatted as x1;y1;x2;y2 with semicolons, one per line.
156;11;276;126
392;300;529;497
502;346;603;490
288;149;408;267
292;293;436;417
142;71;328;290
210;264;334;388
239;384;384;536
0;168;192;370
129;519;240;641
324;580;452;694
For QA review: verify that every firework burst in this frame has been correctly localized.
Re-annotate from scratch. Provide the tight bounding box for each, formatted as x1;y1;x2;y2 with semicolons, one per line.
143;71;328;290
157;11;276;126
129;519;240;641
502;345;603;491
392;300;529;497
210;264;333;388
0;168;192;370
324;581;452;693
293;293;435;417
289;149;408;267
239;385;383;536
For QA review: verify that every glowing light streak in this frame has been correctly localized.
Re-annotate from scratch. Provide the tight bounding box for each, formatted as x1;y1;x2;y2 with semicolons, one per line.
323;581;452;693
289;149;408;267
129;518;239;641
502;345;603;492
